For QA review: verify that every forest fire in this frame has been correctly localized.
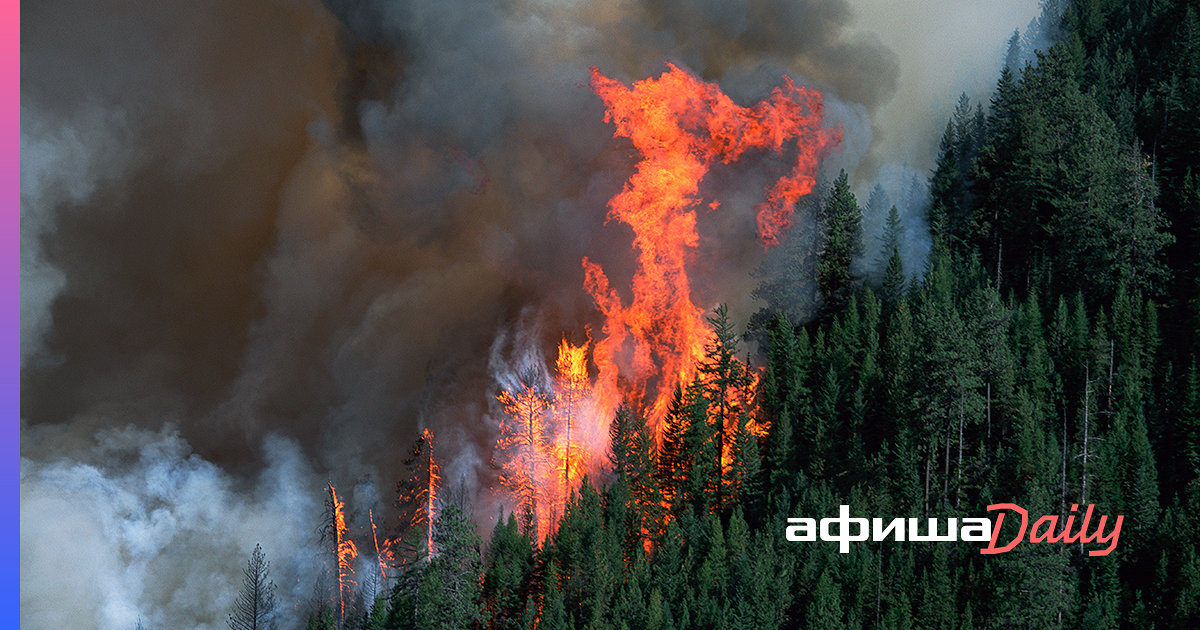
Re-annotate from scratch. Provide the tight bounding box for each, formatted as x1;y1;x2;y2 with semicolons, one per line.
495;340;606;543
494;64;839;541
554;338;589;500
369;509;389;580
584;63;839;433
29;0;1191;624
393;428;441;562
326;483;357;628
418;429;439;560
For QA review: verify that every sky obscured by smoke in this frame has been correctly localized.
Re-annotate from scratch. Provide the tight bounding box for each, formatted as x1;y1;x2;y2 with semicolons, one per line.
21;0;1039;627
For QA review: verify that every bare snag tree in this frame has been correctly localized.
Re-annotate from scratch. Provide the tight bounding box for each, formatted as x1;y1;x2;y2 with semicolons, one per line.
228;543;278;630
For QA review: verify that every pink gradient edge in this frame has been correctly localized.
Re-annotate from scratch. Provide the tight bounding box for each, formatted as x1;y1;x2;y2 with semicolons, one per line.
7;0;21;617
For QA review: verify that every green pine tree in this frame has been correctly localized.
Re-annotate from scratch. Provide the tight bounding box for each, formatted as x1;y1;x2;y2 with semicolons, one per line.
818;171;864;315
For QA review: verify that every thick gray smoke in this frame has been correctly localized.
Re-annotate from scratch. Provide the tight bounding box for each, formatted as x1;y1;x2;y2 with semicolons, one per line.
21;0;1038;627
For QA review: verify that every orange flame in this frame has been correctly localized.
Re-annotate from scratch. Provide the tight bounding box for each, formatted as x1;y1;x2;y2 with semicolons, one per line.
585;63;838;435
554;338;588;503
495;337;615;544
496;374;553;542
327;482;357;628
493;63;834;540
369;508;389;582
421;428;440;560
392;429;441;568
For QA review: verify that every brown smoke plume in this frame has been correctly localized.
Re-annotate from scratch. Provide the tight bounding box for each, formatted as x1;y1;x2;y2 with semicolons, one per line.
21;0;1039;627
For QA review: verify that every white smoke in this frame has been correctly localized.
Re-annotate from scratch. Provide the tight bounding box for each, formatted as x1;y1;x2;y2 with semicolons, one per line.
21;425;323;630
855;162;934;282
850;0;1043;169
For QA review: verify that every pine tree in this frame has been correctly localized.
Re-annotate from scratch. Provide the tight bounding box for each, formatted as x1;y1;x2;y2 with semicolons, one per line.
609;404;639;480
320;483;357;630
395;430;440;565
698;304;754;508
968;283;1014;462
807;569;845;630
972;63;1021;284
694;511;729;628
659;380;712;512
1005;29;1023;70
810;366;840;479
552;478;620;627
627;407;666;542
360;595;387;630
228;544;278;630
919;545;954;630
537;558;570;630
1185;359;1200;469
760;312;804;509
929;120;962;252
483;512;533;629
818;171;864;315
880;206;907;305
725;410;762;508
414;504;483;629
496;370;553;540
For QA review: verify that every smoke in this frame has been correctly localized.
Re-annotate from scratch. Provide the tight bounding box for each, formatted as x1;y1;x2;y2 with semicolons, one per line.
22;0;1041;627
849;0;1042;169
854;162;934;283
20;424;323;630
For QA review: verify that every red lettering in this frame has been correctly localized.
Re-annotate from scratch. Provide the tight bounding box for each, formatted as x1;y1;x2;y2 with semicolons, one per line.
981;503;1028;555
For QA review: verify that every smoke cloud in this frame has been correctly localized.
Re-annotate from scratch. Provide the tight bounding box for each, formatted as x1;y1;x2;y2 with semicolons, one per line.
21;0;1040;627
21;424;322;630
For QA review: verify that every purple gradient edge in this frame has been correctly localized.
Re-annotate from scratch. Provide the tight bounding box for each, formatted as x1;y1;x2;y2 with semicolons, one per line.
7;0;20;624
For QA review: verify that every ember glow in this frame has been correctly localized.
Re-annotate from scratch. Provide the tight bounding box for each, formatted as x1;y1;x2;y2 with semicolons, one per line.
419;429;440;559
369;508;390;581
394;428;441;562
327;483;357;627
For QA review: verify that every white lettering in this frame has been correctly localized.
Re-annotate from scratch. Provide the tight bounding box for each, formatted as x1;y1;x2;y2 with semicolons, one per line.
908;518;957;541
820;505;869;553
786;517;816;541
960;517;992;542
872;517;906;541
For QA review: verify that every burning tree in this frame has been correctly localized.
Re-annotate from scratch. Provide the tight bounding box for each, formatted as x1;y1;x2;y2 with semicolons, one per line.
698;304;764;507
366;509;389;593
486;61;834;552
609;404;666;549
698;305;754;470
554;338;588;509
496;370;553;542
320;482;357;630
394;428;440;564
655;306;764;514
494;336;611;545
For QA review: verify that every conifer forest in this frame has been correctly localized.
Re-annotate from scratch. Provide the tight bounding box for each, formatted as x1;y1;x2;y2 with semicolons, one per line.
19;0;1200;629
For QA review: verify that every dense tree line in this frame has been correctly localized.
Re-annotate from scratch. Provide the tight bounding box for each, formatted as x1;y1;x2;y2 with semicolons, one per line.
245;1;1200;627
